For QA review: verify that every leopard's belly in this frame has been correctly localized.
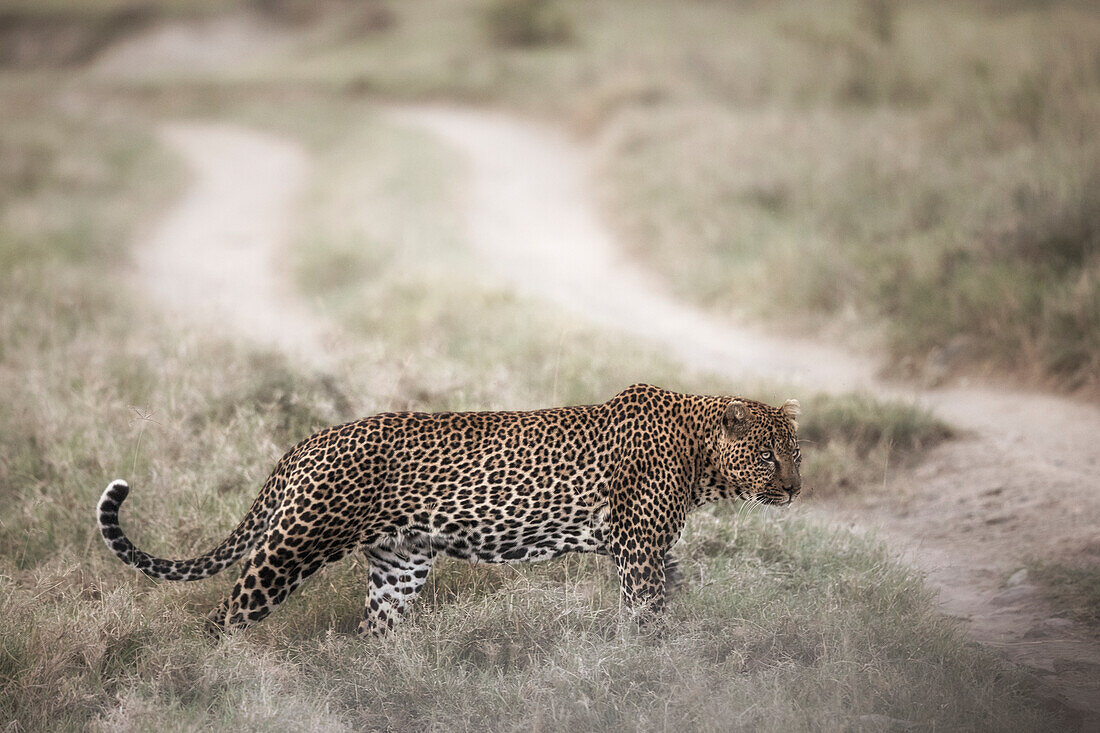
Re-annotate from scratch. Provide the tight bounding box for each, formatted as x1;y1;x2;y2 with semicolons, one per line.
379;500;609;564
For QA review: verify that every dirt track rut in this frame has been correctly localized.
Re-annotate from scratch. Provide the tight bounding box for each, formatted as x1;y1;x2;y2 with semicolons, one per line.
137;122;336;370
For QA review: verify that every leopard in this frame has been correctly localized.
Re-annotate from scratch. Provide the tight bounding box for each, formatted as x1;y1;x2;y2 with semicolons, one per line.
97;383;802;636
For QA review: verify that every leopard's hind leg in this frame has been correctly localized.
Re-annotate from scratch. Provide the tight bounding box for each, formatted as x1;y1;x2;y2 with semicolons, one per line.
208;519;357;634
358;544;435;636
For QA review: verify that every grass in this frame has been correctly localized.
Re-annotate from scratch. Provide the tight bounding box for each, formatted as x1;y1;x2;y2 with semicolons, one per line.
587;2;1100;393
797;393;952;497
2;510;1058;731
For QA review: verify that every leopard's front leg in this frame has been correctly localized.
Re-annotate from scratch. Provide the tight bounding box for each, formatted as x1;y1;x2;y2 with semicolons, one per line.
611;541;668;625
605;505;674;625
605;459;689;627
359;545;435;636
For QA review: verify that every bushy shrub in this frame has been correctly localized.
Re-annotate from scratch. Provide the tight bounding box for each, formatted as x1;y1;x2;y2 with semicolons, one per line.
483;0;572;47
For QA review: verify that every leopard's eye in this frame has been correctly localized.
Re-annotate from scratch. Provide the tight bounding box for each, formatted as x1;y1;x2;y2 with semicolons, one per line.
760;450;773;461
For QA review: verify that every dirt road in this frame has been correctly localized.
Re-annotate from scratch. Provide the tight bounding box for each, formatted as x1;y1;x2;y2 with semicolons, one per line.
136;113;1099;723
137;122;337;370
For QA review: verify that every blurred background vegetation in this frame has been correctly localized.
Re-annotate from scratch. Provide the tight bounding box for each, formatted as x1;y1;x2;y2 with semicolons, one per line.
4;0;1098;391
1;0;1097;730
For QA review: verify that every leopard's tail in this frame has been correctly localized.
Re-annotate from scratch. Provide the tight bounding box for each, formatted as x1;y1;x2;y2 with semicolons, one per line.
97;476;279;581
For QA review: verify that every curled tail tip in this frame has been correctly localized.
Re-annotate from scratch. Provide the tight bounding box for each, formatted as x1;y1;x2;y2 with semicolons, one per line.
99;479;130;513
98;479;131;554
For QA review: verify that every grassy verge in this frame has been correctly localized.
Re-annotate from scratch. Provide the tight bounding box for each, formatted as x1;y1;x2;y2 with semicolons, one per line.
798;393;952;497
596;1;1100;393
593;0;1100;393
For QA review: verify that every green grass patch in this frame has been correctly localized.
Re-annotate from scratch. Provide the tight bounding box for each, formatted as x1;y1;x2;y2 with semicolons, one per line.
800;393;952;458
796;393;952;498
1;513;1061;731
593;2;1100;392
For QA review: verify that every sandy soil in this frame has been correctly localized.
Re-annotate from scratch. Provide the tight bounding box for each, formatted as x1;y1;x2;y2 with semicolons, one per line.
130;109;1099;723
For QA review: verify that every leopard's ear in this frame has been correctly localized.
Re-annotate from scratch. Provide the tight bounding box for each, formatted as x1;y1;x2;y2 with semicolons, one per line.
722;400;751;437
781;399;801;428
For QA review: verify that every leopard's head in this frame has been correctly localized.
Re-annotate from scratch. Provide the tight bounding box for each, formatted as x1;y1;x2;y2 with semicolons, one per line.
713;397;802;506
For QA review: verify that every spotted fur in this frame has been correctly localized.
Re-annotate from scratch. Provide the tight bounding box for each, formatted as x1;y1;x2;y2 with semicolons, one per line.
97;384;802;635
